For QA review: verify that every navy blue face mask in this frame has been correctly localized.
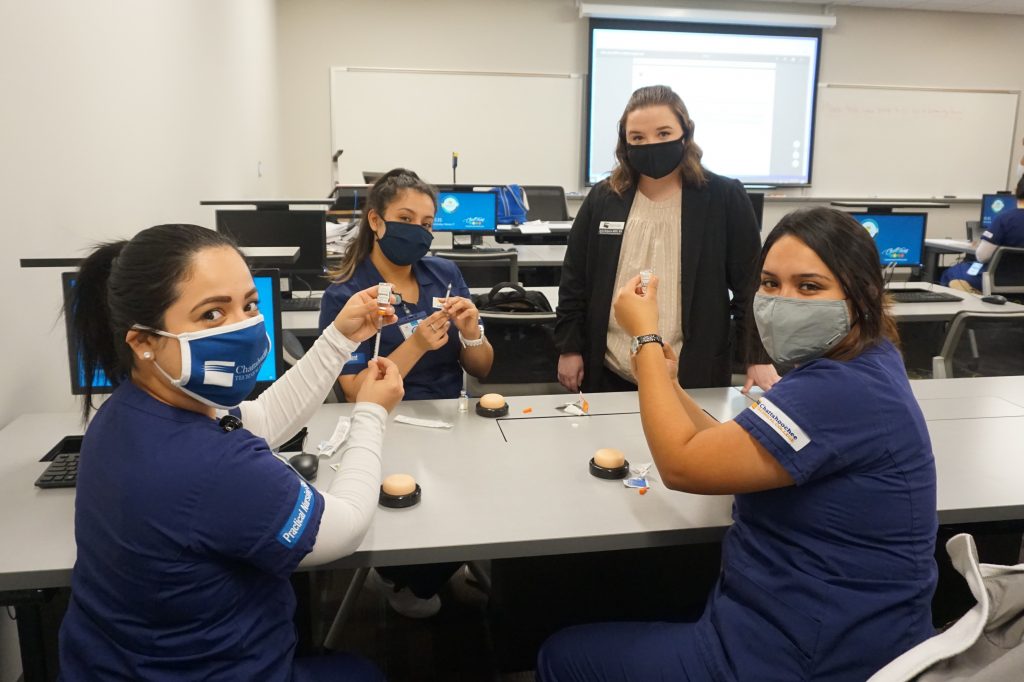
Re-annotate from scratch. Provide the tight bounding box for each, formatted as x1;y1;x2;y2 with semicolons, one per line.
376;220;433;266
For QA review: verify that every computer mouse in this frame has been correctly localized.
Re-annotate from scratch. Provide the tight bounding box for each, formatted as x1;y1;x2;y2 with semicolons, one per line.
981;294;1007;305
288;453;319;481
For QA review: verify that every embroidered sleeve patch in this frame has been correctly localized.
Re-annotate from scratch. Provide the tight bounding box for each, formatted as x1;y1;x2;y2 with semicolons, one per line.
748;397;810;452
277;479;315;548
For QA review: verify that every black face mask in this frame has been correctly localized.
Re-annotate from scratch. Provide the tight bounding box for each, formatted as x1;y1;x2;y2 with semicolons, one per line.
627;138;685;179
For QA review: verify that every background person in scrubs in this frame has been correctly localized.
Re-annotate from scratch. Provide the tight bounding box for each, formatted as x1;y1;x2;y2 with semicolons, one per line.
538;207;937;681
60;224;402;681
941;174;1024;292
320;168;493;618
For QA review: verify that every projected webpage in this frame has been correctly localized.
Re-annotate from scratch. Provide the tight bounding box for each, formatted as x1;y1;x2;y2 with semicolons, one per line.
589;26;820;186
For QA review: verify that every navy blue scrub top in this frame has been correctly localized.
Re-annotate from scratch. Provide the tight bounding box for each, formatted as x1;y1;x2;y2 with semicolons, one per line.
694;341;938;681
984;206;1024;248
318;256;470;400
59;381;324;681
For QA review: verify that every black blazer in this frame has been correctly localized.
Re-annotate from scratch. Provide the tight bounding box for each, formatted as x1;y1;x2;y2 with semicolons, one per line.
555;172;762;389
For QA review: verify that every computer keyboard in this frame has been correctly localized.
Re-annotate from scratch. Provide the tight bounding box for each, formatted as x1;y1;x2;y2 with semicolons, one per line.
35;452;79;489
887;288;963;304
280;297;322;311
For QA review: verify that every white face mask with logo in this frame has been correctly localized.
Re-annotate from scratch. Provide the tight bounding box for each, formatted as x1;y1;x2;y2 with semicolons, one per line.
133;315;270;409
753;293;850;366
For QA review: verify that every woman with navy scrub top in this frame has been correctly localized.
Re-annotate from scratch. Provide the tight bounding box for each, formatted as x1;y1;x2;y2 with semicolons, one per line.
59;224;404;681
319;168;494;619
538;207;938;681
941;174;1024;292
319;168;493;401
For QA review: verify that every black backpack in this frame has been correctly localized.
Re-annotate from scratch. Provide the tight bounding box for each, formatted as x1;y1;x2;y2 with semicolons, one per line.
471;282;552;314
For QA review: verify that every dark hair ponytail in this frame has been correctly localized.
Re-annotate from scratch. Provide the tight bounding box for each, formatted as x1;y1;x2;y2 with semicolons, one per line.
70;224;241;420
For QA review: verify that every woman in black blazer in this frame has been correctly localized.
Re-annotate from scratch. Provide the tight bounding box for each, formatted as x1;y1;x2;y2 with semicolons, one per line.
555;85;777;392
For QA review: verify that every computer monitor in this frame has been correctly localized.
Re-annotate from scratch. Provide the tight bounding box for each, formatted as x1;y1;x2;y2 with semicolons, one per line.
981;193;1016;228
61;269;284;397
216;209;327;277
850;212;928;268
433;191;498;248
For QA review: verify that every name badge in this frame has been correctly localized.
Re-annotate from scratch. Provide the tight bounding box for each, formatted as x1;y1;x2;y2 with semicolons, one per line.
399;311;428;340
967;261;984;276
599;221;625;236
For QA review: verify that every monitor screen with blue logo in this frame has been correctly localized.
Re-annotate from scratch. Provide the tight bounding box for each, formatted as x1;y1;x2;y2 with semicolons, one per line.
981;193;1015;228
61;269;283;396
433;191;498;233
851;212;927;268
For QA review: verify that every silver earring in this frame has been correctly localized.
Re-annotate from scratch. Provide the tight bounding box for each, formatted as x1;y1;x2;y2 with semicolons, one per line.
143;351;153;360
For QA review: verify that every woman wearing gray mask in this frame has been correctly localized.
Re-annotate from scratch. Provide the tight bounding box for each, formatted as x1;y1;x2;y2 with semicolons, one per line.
538;207;937;681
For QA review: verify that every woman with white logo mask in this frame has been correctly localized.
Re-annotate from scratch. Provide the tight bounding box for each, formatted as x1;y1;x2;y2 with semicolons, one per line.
61;224;402;681
538;207;937;681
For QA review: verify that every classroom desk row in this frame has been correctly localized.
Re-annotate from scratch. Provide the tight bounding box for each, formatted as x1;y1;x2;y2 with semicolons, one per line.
3;375;1023;593
281;281;1023;336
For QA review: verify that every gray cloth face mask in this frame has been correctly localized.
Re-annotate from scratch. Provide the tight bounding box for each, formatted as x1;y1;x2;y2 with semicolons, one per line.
753;293;851;366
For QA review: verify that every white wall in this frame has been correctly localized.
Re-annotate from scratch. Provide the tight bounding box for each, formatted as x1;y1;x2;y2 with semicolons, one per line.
276;0;1024;238
0;2;278;677
275;0;584;196
0;0;280;422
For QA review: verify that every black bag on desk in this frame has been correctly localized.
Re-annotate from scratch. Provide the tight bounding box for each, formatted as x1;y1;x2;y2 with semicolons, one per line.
472;282;552;314
472;283;557;384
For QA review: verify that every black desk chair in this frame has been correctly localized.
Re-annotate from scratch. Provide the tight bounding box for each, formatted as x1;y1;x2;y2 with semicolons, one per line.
932;311;1024;378
468;309;566;396
981;246;1024;300
522;185;570;222
434;250;519;288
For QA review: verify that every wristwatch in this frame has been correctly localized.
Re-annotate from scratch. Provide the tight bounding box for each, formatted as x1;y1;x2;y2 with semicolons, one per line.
459;325;486;348
630;333;663;356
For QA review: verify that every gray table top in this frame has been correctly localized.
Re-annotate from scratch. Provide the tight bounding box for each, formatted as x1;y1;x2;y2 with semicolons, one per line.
885;281;1024;321
3;378;1024;590
924;238;976;256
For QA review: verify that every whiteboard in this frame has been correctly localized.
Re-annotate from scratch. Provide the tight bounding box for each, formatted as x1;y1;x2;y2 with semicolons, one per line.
811;85;1019;198
330;67;584;190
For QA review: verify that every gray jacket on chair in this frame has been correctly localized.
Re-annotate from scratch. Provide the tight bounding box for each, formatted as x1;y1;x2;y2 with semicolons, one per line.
869;533;1024;681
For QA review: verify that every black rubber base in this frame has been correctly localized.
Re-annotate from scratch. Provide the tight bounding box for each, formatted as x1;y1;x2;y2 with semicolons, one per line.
476;402;509;418
589;458;630;480
379;484;422;508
